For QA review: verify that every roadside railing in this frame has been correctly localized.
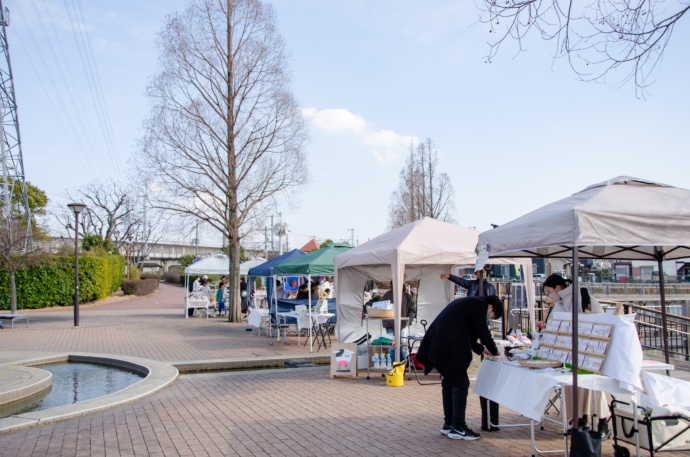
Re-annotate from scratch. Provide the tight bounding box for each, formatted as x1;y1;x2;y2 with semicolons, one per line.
616;302;690;361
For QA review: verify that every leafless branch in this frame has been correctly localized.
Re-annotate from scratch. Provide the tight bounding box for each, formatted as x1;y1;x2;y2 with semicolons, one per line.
480;0;688;95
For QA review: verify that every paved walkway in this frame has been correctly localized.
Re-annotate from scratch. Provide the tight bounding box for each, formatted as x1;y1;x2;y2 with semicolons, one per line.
0;283;686;456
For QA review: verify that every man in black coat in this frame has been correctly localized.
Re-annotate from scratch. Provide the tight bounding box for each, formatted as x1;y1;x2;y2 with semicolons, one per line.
416;295;504;441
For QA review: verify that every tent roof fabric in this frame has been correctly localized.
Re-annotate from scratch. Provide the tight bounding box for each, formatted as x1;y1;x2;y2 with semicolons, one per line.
478;176;690;260
247;249;304;277
334;217;483;269
239;258;267;275
274;244;351;275
300;239;321;252
184;254;230;275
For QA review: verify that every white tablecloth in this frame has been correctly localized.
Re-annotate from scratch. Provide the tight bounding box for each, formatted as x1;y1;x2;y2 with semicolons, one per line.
247;308;268;328
186;298;212;318
473;359;636;422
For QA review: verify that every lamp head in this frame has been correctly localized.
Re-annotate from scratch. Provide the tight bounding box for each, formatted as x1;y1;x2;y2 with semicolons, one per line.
67;202;87;215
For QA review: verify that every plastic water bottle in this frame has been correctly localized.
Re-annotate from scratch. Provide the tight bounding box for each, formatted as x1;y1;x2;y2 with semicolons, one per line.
533;332;541;350
386;352;392;370
372;352;379;368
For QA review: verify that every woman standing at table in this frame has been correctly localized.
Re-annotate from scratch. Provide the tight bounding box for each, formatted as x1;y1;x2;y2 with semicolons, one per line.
542;274;610;439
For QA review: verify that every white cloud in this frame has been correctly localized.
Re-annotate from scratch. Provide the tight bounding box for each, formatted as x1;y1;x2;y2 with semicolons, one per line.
302;107;416;163
364;129;417;163
302;107;366;135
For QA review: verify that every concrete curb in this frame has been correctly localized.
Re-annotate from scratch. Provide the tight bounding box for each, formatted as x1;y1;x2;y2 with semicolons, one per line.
171;354;330;373
0;366;52;407
0;352;178;433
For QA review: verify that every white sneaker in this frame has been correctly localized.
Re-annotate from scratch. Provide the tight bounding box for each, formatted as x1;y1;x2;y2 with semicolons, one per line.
440;424;451;435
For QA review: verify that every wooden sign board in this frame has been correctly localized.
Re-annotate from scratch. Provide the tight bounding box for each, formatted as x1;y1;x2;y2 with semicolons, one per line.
330;343;358;378
538;320;614;374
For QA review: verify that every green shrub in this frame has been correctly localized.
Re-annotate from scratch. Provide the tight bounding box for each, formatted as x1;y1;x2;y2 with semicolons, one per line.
121;278;159;296
0;254;125;310
140;275;159;287
127;265;141;281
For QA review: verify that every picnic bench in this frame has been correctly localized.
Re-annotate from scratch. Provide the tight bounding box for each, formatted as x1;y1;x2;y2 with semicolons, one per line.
0;314;29;328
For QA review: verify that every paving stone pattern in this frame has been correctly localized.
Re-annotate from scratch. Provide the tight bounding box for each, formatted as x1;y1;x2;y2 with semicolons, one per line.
0;283;686;457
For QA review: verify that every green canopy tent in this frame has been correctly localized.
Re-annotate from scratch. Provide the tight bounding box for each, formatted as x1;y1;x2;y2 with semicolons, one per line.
274;243;352;351
274;243;352;276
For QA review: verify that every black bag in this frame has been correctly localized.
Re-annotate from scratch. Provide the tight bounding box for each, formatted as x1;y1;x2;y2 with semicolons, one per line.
570;428;602;457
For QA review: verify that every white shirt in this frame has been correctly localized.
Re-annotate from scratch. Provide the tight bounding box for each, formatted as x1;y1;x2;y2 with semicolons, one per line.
553;285;603;314
552;284;574;314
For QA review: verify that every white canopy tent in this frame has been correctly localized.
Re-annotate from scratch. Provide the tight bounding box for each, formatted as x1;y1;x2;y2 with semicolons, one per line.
183;255;267;293
239;258;267;276
477;176;690;428
185;254;231;276
183;254;231;297
334;217;534;361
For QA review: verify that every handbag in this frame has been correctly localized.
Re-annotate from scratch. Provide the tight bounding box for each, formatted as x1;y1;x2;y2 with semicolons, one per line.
570;428;602;457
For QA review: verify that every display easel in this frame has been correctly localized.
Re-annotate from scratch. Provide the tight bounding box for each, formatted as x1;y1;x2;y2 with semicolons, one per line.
537;319;614;374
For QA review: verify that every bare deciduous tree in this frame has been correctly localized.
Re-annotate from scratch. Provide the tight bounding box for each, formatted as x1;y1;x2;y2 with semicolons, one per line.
388;138;456;229
59;180;168;263
61;181;134;243
480;1;688;94
139;0;308;322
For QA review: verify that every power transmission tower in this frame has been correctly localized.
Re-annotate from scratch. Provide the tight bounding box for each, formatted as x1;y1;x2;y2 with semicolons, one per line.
0;1;32;249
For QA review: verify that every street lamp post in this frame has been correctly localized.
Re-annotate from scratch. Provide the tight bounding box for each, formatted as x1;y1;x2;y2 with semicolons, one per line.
67;202;87;326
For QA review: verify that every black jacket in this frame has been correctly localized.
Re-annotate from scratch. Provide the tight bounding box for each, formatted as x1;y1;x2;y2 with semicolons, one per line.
415;296;499;384
447;274;497;297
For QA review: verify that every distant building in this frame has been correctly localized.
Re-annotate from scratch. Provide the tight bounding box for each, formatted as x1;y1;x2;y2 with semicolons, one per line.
300;239;320;252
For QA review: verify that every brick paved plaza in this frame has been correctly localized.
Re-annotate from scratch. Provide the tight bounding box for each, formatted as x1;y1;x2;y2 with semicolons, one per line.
0;283;686;456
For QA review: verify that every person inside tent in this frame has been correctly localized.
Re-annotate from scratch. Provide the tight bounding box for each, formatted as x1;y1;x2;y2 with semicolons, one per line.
542;273;610;439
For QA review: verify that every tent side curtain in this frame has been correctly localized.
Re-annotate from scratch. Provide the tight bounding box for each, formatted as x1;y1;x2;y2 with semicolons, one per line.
335;264;451;343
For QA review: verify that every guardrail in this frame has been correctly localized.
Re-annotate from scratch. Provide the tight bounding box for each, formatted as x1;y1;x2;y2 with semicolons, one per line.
611;302;690;361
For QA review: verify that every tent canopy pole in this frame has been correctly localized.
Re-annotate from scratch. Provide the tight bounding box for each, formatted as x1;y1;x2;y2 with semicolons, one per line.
655;248;671;365
571;247;579;427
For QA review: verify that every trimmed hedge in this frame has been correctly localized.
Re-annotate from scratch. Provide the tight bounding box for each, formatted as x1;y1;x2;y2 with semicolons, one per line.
121;278;159;296
0;254;125;310
141;273;160;280
164;272;181;284
140;275;160;287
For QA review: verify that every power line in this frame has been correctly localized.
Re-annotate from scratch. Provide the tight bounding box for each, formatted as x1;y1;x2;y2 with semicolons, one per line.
12;2;109;179
33;0;117;174
64;0;125;180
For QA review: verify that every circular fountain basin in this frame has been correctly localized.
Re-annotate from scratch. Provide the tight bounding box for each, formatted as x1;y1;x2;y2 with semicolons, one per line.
0;353;178;433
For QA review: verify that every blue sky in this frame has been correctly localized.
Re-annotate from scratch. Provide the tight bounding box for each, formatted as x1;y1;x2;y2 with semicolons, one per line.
8;0;690;250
